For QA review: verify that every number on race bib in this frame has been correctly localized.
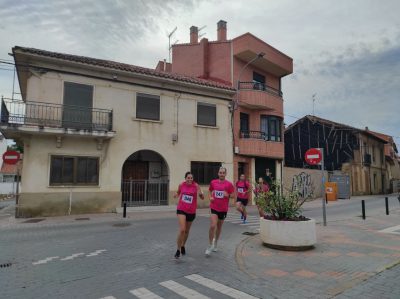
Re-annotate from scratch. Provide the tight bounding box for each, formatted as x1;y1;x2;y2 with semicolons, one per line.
237;187;244;193
214;191;224;199
182;194;193;204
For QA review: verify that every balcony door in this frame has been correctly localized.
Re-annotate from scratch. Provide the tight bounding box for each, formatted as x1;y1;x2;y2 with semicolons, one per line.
63;82;93;130
240;113;249;137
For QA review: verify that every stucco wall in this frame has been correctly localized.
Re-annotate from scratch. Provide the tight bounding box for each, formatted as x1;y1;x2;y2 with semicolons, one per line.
283;167;328;199
19;71;233;216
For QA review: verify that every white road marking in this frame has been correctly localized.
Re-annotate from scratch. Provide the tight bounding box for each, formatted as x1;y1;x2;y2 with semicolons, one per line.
99;296;117;299
378;225;400;235
130;287;164;299
60;253;85;261
160;280;210;299
185;274;259;299
87;249;107;257
32;256;59;265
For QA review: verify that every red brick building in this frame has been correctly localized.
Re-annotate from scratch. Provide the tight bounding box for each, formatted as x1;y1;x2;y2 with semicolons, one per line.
156;20;293;184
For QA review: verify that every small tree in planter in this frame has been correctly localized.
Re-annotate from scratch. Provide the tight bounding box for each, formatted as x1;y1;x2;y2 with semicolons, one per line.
256;181;316;250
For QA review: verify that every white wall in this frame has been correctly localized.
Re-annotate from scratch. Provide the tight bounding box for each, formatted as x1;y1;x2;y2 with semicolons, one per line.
21;71;234;197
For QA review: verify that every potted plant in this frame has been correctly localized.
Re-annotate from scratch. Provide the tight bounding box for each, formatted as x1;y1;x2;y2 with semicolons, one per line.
256;181;316;250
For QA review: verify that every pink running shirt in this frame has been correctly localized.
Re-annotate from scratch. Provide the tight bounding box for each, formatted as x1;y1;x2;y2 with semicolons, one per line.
236;180;250;199
176;182;198;214
209;179;235;212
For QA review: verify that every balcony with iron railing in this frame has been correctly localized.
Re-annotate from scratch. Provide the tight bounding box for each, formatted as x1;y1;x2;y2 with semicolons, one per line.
237;82;283;114
0;99;115;139
238;130;284;158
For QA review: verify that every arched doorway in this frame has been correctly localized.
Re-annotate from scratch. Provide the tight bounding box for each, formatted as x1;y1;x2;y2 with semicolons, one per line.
121;150;169;206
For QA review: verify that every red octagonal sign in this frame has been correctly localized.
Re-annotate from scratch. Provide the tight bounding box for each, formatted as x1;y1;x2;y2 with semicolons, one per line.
2;150;20;165
305;148;322;165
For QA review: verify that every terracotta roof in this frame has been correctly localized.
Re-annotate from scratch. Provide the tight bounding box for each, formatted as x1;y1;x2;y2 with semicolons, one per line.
0;161;21;174
13;46;235;92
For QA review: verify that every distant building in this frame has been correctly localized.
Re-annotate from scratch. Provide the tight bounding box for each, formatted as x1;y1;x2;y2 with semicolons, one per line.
284;115;388;195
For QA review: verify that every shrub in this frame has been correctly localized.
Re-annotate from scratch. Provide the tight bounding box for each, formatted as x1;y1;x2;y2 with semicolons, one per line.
255;181;309;221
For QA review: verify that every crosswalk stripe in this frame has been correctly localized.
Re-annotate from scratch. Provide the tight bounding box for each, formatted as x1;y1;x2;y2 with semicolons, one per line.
185;274;259;299
99;296;116;299
130;287;164;299
159;280;210;299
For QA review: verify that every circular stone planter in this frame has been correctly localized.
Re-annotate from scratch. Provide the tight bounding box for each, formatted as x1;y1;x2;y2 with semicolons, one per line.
260;217;316;251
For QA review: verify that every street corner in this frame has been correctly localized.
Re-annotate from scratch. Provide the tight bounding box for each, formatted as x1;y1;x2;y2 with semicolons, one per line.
234;218;400;297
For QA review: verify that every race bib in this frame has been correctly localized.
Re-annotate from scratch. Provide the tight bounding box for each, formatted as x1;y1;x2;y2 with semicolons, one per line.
182;194;193;204
237;187;244;193
214;190;225;199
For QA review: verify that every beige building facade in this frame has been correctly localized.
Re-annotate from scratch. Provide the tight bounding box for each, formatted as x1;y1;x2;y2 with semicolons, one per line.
0;47;235;217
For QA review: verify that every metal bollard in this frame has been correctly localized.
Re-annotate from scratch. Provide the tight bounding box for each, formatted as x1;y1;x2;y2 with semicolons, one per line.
385;197;389;215
123;202;127;218
361;200;366;220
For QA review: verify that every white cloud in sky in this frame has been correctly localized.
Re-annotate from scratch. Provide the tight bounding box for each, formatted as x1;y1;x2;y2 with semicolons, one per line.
0;0;399;145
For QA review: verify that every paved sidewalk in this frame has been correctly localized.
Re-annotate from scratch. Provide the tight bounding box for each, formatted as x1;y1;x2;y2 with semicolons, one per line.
238;210;400;298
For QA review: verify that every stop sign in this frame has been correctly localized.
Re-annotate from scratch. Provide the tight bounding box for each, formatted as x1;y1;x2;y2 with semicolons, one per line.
2;150;20;165
305;148;322;165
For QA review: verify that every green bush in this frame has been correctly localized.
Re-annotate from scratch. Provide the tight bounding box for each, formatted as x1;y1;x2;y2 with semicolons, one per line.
255;181;309;221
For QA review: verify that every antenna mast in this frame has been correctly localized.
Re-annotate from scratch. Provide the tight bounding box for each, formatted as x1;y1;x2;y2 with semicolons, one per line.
168;27;178;63
312;93;317;116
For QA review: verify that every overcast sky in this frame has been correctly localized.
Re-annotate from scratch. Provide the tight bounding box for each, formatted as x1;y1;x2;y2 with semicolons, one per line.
0;0;399;147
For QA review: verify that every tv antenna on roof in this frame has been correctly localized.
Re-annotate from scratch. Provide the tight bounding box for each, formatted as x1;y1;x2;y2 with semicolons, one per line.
198;25;207;38
167;27;178;63
312;93;317;116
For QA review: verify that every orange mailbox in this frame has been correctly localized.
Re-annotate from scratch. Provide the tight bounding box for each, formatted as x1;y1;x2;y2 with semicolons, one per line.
325;182;338;201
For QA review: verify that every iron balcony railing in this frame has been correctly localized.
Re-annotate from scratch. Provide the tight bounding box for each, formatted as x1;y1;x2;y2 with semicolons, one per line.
238;82;283;97
239;130;281;142
1;99;113;131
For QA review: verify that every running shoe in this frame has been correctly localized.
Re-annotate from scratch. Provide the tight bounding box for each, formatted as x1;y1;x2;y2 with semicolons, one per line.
240;212;244;220
205;245;213;256
181;246;186;255
174;249;180;259
243;215;247;224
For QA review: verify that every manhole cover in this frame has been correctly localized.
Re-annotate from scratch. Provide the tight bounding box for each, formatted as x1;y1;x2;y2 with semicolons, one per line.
112;223;131;227
242;232;259;236
23;219;45;223
75;218;90;221
0;263;12;268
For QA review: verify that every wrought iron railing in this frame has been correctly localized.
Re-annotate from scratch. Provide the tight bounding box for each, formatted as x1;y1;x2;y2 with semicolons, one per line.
121;179;169;206
238;82;282;97
0;99;113;131
239;130;281;142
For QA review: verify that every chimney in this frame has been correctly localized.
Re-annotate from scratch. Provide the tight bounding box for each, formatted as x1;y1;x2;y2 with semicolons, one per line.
190;26;198;44
217;20;227;41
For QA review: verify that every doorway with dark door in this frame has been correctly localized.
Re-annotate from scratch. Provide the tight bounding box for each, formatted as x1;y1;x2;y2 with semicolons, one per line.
121;150;169;206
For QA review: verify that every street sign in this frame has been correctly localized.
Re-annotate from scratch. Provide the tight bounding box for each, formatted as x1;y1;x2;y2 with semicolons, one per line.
305;148;322;165
2;150;20;165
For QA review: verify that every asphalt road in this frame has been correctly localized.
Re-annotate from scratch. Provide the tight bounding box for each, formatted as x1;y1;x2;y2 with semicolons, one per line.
302;194;400;223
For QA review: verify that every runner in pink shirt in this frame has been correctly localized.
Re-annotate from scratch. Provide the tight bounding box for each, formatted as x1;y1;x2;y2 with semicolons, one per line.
174;171;204;259
235;174;251;223
205;167;234;256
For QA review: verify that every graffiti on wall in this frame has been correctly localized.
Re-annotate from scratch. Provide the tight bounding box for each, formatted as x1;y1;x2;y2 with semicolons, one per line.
291;172;314;199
